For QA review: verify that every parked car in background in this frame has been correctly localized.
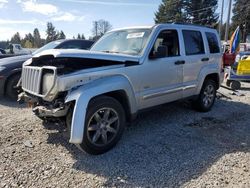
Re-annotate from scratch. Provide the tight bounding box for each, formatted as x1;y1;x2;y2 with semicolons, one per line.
0;48;6;54
0;39;94;100
5;43;32;55
20;24;223;154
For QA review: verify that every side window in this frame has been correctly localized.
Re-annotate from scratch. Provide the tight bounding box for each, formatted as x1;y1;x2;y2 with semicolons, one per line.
205;32;220;53
59;41;83;49
150;30;180;58
81;41;94;50
182;30;205;55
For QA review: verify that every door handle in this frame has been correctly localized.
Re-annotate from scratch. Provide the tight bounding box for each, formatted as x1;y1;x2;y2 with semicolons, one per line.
201;58;209;61
175;60;185;65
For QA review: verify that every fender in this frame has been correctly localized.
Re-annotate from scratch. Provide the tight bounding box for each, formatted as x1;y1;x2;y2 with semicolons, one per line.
196;64;220;95
65;75;137;144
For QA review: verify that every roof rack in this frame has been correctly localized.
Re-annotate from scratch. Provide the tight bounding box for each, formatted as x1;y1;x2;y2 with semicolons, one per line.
171;22;214;29
159;22;214;29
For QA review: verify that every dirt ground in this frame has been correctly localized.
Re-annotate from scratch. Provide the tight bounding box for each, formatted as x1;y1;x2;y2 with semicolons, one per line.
0;82;250;188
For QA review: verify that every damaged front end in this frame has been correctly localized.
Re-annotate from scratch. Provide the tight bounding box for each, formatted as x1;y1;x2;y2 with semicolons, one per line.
19;91;72;120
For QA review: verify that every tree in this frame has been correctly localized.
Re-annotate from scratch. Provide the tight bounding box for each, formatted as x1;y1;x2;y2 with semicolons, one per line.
10;32;21;44
58;30;66;39
77;33;81;39
46;22;57;43
232;0;250;42
81;34;85;39
24;40;33;48
154;0;185;23
184;0;218;26
92;20;112;40
33;28;42;48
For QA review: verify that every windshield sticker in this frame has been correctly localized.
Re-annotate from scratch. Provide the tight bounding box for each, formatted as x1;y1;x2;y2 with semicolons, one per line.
127;32;145;39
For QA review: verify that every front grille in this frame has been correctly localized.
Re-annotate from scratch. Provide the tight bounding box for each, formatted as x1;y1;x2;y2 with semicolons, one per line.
22;66;56;97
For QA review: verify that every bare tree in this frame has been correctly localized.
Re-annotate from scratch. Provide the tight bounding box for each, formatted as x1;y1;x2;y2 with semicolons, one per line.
92;19;112;41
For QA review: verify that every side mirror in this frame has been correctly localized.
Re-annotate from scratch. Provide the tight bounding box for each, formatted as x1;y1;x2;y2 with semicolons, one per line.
149;45;167;59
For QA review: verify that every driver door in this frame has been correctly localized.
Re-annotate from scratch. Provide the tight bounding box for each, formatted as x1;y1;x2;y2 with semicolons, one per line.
139;29;184;109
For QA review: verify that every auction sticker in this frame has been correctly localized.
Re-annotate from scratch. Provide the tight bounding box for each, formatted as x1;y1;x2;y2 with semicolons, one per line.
127;32;145;39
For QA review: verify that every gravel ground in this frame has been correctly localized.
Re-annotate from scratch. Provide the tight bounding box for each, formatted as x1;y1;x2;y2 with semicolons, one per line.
0;82;250;188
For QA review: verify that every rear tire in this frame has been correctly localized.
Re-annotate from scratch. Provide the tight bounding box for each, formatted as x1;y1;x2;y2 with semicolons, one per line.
230;81;241;90
193;80;216;112
78;96;125;155
6;74;21;100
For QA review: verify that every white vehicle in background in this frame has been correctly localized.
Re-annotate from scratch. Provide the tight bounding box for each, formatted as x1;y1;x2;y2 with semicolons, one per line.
5;44;32;55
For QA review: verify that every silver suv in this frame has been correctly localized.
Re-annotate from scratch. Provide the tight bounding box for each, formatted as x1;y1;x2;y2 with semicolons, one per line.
20;24;223;154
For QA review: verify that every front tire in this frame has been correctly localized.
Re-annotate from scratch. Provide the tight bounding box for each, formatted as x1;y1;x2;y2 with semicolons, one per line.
6;74;21;100
193;80;217;112
79;96;125;155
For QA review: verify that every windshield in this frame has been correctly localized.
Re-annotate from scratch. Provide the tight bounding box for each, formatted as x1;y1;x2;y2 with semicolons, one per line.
33;41;62;55
90;29;152;55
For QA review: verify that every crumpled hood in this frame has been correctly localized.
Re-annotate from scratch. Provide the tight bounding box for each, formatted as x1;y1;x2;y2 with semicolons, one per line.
33;49;140;63
29;49;140;75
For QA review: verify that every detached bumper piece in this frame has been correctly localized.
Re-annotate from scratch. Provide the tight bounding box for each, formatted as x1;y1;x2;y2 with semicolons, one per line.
32;105;69;118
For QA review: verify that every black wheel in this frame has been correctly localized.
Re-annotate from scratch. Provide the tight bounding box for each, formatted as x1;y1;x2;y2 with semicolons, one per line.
230;81;241;90
6;74;21;100
193;80;216;112
78;96;125;155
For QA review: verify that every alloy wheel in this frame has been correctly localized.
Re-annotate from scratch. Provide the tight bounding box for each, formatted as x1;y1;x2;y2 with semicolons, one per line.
87;108;119;147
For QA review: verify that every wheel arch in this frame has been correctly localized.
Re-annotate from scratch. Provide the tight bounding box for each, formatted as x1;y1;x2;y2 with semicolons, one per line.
204;73;220;89
91;90;136;123
196;68;221;95
64;75;138;144
4;70;21;95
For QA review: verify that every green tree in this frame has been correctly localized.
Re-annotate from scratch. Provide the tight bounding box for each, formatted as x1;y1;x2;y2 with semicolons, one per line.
81;34;85;39
154;0;185;23
10;32;21;44
58;30;66;39
24;40;33;48
33;28;42;48
184;0;218;26
232;0;250;42
46;22;57;43
22;33;34;48
77;33;81;39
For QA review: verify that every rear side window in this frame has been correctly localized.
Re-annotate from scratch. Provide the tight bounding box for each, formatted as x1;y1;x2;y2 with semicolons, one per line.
81;41;94;49
59;41;84;49
205;32;220;53
182;30;205;55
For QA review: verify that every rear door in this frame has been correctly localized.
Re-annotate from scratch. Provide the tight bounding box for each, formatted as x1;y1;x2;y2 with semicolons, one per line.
181;29;208;97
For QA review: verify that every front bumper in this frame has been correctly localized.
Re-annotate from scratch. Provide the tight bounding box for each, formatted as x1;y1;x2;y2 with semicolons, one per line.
0;76;6;97
32;105;69;118
19;92;70;118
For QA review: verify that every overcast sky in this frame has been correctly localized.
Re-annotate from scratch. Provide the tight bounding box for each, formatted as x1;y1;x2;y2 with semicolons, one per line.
0;0;231;41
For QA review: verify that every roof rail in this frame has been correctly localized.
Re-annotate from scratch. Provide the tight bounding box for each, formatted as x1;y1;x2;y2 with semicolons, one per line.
171;22;214;29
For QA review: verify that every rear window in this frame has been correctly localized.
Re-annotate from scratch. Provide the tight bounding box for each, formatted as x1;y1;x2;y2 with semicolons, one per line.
182;30;205;55
205;32;220;53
